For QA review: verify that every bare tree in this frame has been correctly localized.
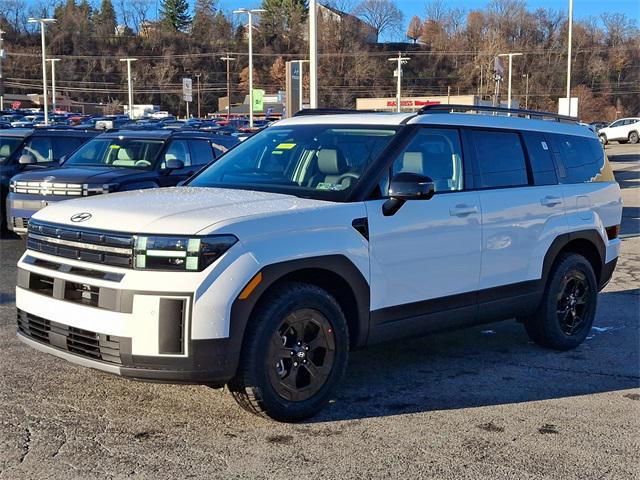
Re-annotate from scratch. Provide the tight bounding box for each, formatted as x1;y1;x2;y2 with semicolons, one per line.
354;0;403;42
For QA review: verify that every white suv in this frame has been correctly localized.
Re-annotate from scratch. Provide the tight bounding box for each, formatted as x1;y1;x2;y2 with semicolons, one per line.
15;106;622;421
598;117;640;145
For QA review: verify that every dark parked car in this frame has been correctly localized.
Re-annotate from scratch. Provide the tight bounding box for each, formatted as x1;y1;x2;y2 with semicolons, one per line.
1;128;98;232
589;121;610;133
7;129;239;234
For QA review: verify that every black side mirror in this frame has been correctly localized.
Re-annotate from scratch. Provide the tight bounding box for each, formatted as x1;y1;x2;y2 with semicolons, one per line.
383;172;435;216
18;154;36;165
165;158;184;170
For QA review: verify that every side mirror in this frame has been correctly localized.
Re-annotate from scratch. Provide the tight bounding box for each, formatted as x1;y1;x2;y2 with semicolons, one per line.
165;158;184;170
383;172;435;216
18;154;36;165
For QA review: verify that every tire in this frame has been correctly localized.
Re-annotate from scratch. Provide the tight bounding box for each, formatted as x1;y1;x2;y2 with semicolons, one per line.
525;253;598;351
629;131;639;144
228;282;349;422
599;134;607;145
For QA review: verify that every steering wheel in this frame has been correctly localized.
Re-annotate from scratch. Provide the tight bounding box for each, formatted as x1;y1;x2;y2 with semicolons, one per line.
134;160;151;168
335;172;360;186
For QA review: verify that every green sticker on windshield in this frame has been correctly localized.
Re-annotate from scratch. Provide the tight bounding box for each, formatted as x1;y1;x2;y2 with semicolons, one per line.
276;143;296;150
316;182;343;191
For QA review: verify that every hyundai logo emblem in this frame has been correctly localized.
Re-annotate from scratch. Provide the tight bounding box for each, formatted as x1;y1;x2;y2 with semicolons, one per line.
70;212;92;222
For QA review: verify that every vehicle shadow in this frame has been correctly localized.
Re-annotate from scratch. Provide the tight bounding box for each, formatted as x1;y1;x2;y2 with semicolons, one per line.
312;289;639;423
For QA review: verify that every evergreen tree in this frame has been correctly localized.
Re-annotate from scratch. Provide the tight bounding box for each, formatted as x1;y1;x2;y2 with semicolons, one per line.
161;0;191;31
95;0;117;36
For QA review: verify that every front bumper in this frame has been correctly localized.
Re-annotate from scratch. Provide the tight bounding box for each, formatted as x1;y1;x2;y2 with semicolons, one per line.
7;193;65;233
17;308;238;386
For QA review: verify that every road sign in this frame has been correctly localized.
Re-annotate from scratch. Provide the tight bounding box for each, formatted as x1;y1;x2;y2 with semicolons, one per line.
494;57;505;76
253;89;265;112
182;78;193;102
558;97;579;118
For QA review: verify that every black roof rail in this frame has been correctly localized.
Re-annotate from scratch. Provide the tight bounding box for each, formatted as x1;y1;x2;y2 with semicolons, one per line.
417;104;577;123
293;108;377;117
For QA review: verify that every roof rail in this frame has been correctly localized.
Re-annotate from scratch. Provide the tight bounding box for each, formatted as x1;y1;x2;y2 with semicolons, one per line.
418;104;577;123
293;108;377;117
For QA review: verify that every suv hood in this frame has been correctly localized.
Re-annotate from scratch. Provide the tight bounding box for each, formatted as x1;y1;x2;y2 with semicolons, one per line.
31;187;332;234
12;166;144;184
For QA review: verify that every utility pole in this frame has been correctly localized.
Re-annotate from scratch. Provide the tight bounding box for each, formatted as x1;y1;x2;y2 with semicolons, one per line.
48;58;60;112
233;8;265;128
309;0;318;108
195;73;201;118
221;55;236;121
522;73;530;110
388;52;410;113
566;0;574;116
28;18;56;125
119;58;137;118
0;29;5;111
498;52;523;109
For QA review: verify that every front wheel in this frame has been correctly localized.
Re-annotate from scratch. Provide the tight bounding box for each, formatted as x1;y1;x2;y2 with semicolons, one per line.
599;134;607;145
524;253;598;350
228;282;349;422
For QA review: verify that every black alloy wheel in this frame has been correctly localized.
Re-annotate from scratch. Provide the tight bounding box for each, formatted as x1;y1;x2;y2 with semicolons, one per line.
556;271;592;337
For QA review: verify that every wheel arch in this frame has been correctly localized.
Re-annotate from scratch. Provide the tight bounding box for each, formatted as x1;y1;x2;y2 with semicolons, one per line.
542;230;605;287
230;255;370;356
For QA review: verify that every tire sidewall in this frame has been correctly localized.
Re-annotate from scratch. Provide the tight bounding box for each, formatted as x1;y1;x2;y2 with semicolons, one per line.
542;255;598;349
629;131;639;144
248;285;349;421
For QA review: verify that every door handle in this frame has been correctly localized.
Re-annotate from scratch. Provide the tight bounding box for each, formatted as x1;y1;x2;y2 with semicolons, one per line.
540;195;562;207
449;204;478;217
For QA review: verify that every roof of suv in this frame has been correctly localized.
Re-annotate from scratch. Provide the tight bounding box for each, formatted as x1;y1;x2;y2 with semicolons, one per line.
278;110;595;138
96;129;236;140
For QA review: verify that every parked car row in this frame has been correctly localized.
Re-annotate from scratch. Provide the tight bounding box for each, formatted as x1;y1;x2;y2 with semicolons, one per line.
1;127;239;233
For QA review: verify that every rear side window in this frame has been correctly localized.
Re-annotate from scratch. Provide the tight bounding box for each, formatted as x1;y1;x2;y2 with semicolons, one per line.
548;134;605;183
471;130;528;189
522;132;557;186
52;137;85;160
189;139;215;165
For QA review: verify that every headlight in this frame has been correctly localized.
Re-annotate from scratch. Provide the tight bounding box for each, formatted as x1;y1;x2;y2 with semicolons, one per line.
83;183;119;195
134;235;238;271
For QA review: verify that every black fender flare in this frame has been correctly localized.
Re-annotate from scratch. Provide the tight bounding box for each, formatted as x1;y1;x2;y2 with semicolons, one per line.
228;255;370;365
542;229;606;285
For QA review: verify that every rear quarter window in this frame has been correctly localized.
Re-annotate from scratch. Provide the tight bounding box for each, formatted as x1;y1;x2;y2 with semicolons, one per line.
522;132;558;186
548;134;605;184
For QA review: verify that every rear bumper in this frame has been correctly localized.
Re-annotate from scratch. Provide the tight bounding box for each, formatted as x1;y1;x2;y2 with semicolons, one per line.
599;257;618;291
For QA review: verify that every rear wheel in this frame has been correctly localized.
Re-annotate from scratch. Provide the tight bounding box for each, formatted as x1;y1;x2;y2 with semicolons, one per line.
228;282;349;422
629;131;639;144
525;253;597;350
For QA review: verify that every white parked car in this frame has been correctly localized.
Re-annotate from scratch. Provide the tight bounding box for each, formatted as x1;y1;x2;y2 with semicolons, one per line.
15;106;622;421
598;117;640;145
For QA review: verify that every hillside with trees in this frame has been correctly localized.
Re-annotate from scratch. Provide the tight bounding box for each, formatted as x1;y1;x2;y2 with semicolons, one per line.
0;0;637;120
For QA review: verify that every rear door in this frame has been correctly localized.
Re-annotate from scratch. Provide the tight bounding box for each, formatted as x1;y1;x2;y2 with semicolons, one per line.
467;128;568;319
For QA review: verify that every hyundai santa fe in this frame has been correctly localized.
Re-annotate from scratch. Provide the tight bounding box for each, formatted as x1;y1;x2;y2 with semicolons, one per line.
15;105;622;421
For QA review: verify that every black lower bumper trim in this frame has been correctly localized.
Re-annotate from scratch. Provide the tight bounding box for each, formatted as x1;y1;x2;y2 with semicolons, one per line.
599;257;618;290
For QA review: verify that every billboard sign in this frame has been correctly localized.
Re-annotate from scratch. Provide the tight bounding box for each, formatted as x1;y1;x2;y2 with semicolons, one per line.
182;78;193;102
253;88;265;112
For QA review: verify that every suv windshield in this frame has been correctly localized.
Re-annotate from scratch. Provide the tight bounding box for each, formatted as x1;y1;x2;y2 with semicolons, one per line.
189;125;398;200
63;138;164;169
0;137;24;164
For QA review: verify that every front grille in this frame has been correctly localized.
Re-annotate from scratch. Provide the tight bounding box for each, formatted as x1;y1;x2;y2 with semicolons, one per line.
17;309;123;365
11;181;83;196
27;220;134;268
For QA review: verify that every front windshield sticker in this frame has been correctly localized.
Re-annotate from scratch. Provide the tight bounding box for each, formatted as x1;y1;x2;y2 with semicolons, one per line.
316;182;343;191
276;142;296;150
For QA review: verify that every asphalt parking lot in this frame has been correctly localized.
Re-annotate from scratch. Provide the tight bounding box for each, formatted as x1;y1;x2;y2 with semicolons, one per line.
0;143;638;480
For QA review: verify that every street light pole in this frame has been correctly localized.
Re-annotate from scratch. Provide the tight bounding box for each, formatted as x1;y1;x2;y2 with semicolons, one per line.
119;58;137;119
388;52;410;113
28;18;56;125
309;0;318;108
195;73;201;118
48;58;60;112
498;52;523;109
233;8;265;128
221;55;236;121
566;0;574;116
522;73;530;110
0;29;5;111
